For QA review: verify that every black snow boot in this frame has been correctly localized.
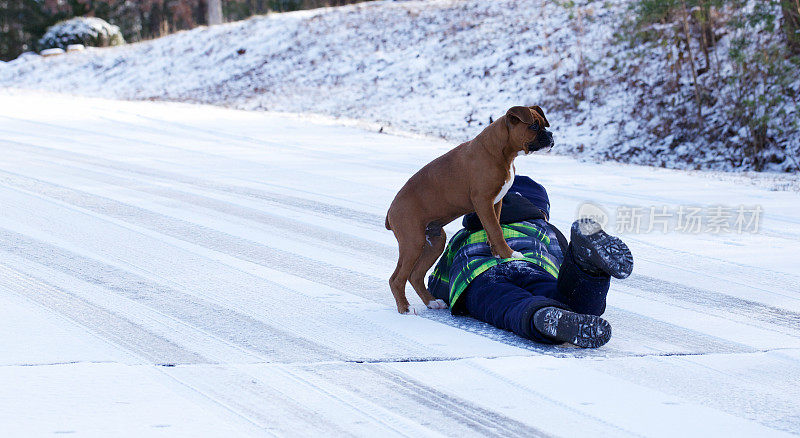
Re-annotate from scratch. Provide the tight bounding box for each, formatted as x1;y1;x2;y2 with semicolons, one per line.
570;218;633;279
533;307;612;348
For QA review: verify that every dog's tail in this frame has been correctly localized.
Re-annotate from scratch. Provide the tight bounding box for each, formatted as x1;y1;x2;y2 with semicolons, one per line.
385;214;391;230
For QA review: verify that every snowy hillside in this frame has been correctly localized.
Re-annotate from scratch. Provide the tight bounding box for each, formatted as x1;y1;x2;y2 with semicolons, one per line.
2;89;800;436
3;0;796;173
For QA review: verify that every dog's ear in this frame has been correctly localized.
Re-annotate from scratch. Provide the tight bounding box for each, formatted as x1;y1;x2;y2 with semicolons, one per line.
506;106;533;124
529;105;550;127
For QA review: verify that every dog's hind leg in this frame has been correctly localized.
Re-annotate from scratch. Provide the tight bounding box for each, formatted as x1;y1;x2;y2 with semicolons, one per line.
389;226;426;314
409;226;447;309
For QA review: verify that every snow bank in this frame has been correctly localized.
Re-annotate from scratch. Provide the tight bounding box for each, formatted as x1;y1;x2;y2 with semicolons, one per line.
1;0;796;173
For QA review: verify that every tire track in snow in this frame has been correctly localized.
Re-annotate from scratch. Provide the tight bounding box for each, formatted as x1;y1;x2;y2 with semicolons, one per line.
0;168;385;296
5;127;792;353
0;188;437;362
0;263;208;365
624;236;800;301
0;155;570;353
94;112;412;175
334;364;553;437
6;109;800;243
0;228;342;363
0;151;547;357
12;135;799;323
0;114;398;176
164;362;431;437
0;268;357;436
11;133;798;309
8;138;796;350
0;169;762;357
0;229;550;436
623;274;800;336
2;138;384;228
0;117;397;213
0;235;457;436
584;348;800;435
0;159;526;360
603;308;758;354
0;166;540;360
25;148;800;328
294;363;554;438
48;160;395;261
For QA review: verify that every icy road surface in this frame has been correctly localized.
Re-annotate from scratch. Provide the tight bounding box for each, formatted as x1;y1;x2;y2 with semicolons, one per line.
1;90;799;437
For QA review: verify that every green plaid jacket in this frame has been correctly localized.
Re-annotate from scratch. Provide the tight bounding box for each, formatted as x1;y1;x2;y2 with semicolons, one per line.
427;219;564;313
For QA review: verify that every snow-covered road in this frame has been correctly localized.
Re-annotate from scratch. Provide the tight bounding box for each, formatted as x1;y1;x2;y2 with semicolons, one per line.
1;90;799;437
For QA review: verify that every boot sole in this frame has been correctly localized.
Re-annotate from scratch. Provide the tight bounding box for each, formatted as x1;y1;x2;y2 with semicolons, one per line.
533;307;612;348
574;220;633;279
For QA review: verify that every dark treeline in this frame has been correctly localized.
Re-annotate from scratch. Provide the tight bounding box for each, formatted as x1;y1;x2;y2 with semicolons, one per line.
0;0;368;61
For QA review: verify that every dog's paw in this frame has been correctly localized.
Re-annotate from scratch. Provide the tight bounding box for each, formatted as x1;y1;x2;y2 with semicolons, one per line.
511;251;524;258
426;299;447;310
401;306;418;315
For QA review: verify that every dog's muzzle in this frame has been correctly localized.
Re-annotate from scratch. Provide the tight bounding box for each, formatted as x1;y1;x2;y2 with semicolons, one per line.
526;132;554;153
542;131;554;149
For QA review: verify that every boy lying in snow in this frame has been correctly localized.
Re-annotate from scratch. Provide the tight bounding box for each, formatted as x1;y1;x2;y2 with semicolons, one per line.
427;176;633;348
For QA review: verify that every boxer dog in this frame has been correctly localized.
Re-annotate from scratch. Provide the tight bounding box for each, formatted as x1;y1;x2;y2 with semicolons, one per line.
385;106;554;314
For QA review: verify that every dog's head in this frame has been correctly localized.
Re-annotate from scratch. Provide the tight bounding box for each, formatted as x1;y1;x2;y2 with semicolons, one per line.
505;106;554;155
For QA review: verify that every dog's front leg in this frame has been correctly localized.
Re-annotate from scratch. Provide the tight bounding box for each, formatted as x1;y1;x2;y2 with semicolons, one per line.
473;198;518;259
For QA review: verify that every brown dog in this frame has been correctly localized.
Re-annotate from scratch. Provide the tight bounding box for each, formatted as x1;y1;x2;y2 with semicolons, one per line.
385;106;554;314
